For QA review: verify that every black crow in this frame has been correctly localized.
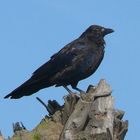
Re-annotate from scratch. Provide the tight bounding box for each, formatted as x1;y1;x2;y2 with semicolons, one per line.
4;25;114;99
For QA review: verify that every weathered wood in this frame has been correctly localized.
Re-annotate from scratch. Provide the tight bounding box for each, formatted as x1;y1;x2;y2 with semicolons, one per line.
36;97;62;115
113;110;128;140
60;79;128;140
62;94;79;125
60;79;112;140
13;122;27;134
20;122;26;130
8;79;128;140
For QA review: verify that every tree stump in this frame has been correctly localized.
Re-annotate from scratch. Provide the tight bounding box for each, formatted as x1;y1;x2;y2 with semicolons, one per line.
8;79;128;140
59;79;128;140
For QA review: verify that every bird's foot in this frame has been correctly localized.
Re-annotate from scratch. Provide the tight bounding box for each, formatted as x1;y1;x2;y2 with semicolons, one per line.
63;86;73;94
63;86;80;98
72;87;87;99
79;90;86;95
73;87;86;94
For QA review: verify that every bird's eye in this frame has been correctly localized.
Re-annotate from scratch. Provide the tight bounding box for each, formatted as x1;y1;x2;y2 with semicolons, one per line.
101;28;105;32
93;29;99;33
93;29;100;36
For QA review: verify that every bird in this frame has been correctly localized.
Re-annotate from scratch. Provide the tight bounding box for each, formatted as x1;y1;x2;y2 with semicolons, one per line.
4;25;114;99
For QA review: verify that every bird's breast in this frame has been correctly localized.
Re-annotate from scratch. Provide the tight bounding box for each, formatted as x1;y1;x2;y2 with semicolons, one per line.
79;46;104;77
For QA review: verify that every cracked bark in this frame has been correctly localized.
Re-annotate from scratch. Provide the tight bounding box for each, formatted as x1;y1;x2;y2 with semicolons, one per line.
8;79;128;140
60;79;128;140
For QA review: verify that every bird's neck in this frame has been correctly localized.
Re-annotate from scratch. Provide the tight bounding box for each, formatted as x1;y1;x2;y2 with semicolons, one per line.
94;38;105;47
80;35;105;47
87;37;105;48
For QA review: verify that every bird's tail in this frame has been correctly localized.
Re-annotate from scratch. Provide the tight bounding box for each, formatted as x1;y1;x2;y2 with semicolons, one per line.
4;78;53;99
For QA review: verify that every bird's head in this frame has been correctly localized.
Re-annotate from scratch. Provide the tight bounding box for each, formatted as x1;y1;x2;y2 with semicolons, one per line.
80;25;114;46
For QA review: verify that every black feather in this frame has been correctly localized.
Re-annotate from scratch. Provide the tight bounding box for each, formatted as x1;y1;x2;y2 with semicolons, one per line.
4;25;114;99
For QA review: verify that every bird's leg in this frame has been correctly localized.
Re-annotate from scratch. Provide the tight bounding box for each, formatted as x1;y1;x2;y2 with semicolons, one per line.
72;86;86;100
63;86;74;95
72;87;86;94
63;85;80;100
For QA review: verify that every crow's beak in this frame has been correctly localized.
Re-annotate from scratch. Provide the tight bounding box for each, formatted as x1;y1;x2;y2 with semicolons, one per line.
103;28;114;36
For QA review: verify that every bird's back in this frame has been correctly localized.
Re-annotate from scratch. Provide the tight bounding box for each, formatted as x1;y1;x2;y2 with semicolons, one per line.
51;39;105;87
